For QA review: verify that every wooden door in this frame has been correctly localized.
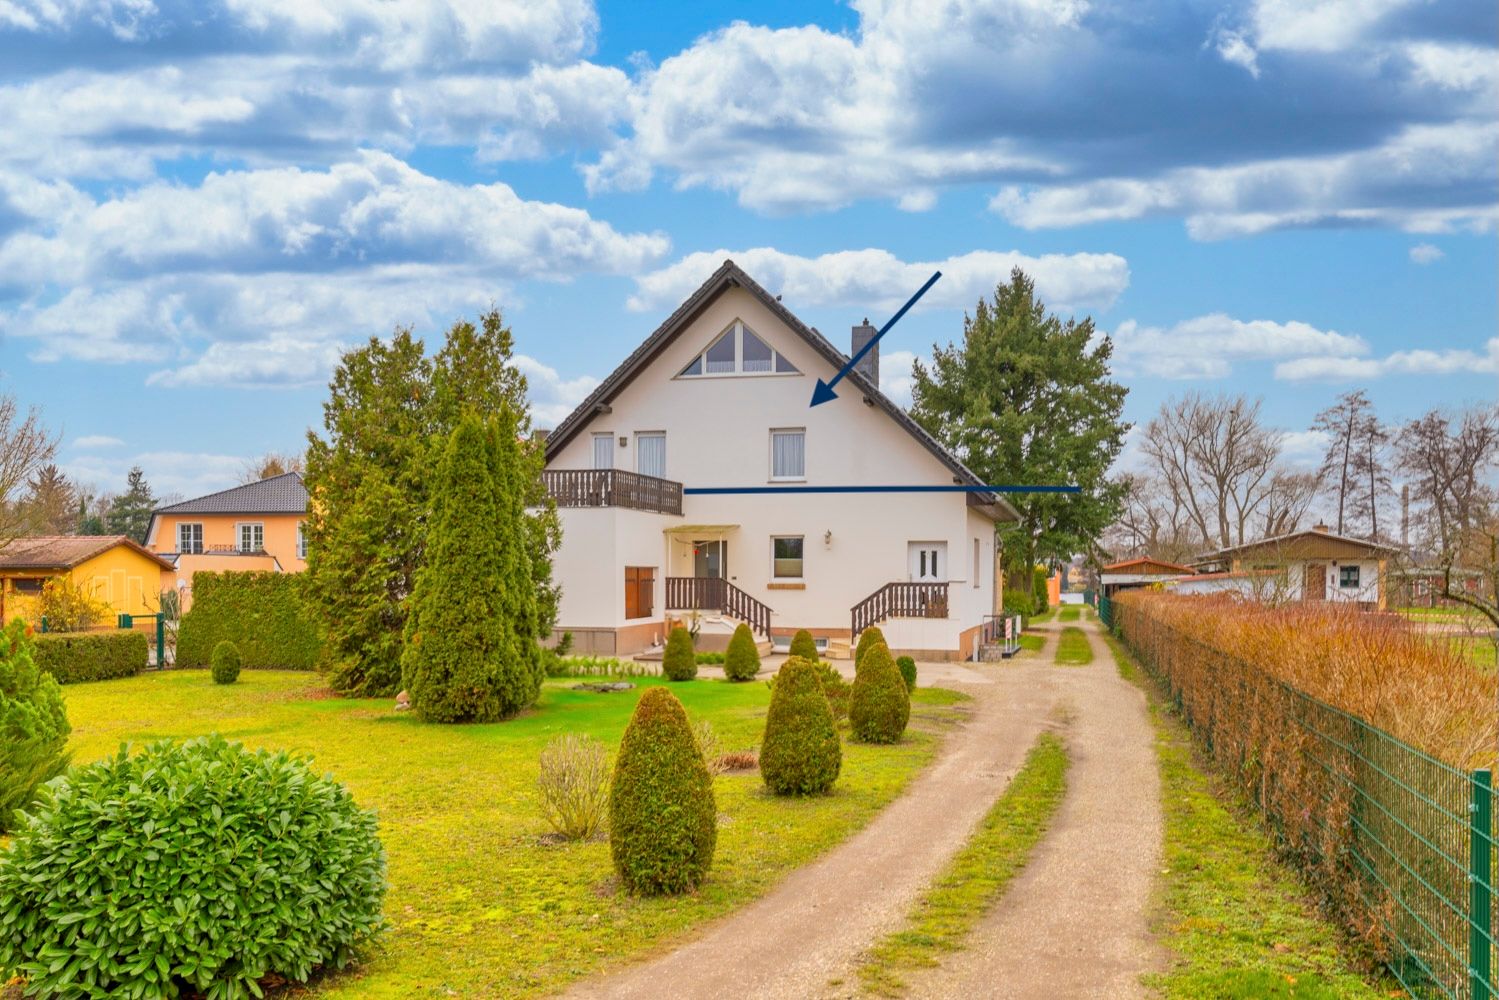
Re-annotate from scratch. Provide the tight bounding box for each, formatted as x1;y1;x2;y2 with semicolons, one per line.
1303;563;1327;601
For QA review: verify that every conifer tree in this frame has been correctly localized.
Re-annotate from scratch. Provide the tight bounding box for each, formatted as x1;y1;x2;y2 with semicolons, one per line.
105;467;155;542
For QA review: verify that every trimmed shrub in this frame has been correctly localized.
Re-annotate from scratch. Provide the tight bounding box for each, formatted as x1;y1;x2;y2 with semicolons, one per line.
609;687;716;894
854;626;887;672
761;656;841;795
849;641;911;744
1032;566;1050;616
662;625;697;681
1002;588;1034;619
896;655;918;692
211;640;242;684
788;629;819;661
723;623;760;681
0;620;71;834
33;630;146;683
537;733;610;841
177;571;320;670
0;734;386;997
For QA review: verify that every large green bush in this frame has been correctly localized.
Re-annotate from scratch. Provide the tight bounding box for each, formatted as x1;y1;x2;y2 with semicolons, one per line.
849;640;911;744
0;620;70;834
896;655;918;692
1002;588;1034;619
788;629;819;661
33;631;146;683
1032;566;1050;616
854;626;887;672
609;687;716;894
177;571;320;670
211;640;242;684
760;656;841;795
0;734;386;998
662;626;696;681
723;623;760;681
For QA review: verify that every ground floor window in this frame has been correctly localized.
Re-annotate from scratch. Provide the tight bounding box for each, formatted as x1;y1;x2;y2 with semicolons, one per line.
625;566;655;619
772;536;804;578
11;577;46;594
1339;564;1360;589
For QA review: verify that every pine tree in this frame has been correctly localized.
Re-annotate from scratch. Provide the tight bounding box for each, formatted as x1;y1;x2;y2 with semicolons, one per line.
401;410;540;722
105;467;155;542
22;465;75;535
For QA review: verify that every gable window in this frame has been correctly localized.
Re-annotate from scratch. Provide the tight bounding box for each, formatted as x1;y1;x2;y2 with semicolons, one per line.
772;537;804;579
296;522;307;560
1339;564;1360;589
771;429;805;481
237;523;264;553
636;432;666;479
592;433;614;470
678;320;801;378
177;522;204;554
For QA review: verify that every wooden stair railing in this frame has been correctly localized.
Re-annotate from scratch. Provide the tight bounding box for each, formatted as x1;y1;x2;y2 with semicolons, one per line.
665;577;773;636
851;581;950;638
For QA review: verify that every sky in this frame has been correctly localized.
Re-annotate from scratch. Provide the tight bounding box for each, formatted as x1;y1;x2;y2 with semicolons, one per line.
0;0;1495;500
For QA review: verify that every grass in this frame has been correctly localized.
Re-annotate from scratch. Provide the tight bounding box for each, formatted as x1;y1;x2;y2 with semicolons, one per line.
34;669;970;999
1102;634;1389;1000
1053;626;1093;665
1058;605;1080;622
853;732;1069;996
1027;607;1056;624
1017;633;1045;653
1446;634;1498;670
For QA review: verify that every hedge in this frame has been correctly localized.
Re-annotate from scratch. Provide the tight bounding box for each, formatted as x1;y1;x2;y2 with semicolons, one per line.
34;631;147;684
177;571;321;670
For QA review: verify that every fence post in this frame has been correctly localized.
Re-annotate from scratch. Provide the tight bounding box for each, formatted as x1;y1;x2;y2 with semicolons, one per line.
1474;767;1494;1000
156;613;166;669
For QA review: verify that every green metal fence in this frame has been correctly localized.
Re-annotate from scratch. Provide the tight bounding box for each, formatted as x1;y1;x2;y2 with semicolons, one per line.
1119;613;1495;1000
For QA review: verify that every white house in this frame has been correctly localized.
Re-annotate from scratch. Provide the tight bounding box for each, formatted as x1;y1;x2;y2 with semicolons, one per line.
1182;525;1398;609
541;261;1019;660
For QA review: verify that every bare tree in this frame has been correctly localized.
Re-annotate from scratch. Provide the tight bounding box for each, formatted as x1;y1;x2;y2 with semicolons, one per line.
0;392;60;545
1349;412;1392;540
239;451;305;484
1313;390;1374;534
1103;471;1204;562
1263;469;1322;537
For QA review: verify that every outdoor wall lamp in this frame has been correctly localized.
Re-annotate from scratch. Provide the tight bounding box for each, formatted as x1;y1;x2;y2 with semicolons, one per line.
824;530;833;546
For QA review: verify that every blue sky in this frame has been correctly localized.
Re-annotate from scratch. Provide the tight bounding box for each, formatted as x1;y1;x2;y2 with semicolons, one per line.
0;0;1494;499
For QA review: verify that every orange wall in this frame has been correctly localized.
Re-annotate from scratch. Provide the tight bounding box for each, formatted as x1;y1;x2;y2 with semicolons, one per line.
150;512;306;573
2;546;175;625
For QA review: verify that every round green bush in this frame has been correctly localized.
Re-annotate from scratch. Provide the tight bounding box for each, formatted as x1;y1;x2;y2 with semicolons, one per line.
761;656;841;795
0;734;386;998
609;687;716;894
854;626;887;672
896;655;917;692
210;640;242;684
723;624;760;681
0;620;70;834
788;629;819;662
662;626;697;681
849;640;911;744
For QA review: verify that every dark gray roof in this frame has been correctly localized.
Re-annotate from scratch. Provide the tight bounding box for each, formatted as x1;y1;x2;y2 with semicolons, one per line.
544;260;1019;522
155;472;308;515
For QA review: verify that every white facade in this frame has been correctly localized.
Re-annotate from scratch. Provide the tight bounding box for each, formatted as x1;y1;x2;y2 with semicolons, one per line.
543;265;1015;659
1171;559;1383;604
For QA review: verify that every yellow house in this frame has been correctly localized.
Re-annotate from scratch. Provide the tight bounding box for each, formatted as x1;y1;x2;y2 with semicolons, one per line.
0;535;177;625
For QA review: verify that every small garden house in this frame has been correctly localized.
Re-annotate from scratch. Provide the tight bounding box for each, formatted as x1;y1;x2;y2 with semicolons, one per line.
0;535;176;625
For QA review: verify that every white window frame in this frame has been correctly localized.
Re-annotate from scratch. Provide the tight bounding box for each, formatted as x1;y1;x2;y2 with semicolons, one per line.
296;522;307;560
236;522;265;554
770;428;806;482
592;432;614;470
676;320;801;379
635;432;667;480
771;535;805;580
177;522;204;555
973;537;981;589
1339;564;1360;589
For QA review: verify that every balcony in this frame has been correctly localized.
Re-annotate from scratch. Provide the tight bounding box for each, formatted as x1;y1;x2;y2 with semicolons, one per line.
542;468;684;516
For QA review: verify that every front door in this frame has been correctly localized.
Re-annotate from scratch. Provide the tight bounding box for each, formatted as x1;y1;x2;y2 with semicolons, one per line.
908;541;945;582
1304;563;1327;601
694;540;727;579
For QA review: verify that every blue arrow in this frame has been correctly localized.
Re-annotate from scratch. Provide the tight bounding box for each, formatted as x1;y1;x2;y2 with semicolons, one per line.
810;270;942;407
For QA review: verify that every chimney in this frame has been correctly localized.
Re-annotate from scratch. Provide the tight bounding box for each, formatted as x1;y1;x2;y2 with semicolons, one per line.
1312;522;1330;533
851;319;878;385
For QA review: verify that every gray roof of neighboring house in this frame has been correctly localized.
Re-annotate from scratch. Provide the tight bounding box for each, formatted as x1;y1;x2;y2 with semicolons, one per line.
0;535;176;571
543;260;1020;522
154;472;308;515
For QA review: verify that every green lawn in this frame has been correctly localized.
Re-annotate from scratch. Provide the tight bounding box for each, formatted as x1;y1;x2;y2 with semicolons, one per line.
1057;605;1080;622
1054;627;1093;665
1027;608;1056;624
1018;633;1046;653
39;669;969;998
1103;637;1388;999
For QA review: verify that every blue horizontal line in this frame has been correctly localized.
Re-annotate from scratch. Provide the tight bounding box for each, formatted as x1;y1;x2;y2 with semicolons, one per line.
682;485;1080;495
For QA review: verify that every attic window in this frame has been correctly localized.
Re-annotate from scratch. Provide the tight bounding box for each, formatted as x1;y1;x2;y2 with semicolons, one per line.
678;321;800;378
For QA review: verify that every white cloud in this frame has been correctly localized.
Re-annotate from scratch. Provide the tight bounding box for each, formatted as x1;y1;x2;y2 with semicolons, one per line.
515;354;600;428
1211;28;1260;78
1409;243;1444;265
1243;0;1417;53
1277;428;1330;469
72;434;124;448
1110;313;1367;379
878;349;918;407
1274;337;1499;381
628;247;1130;316
61;449;253;501
146;336;347;389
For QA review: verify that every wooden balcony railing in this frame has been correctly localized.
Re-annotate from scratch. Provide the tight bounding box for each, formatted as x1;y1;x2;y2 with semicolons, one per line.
541;468;683;515
851;581;949;638
665;576;773;636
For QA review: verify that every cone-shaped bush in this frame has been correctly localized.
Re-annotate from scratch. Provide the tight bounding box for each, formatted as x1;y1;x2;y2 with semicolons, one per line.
854;626;887;672
662;625;697;681
723;624;760;681
849;640;910;744
609;687;716;894
401;410;542;722
210;640;242;684
788;629;819;662
0;620;70;834
761;656;841;795
896;655;917;692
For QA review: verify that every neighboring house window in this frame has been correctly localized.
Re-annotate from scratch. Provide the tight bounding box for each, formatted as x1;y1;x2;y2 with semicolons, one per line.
592;433;614;470
1339;565;1360;588
973;538;981;589
177;522;204;554
772;536;804;579
12;578;45;594
678;320;801;378
636;432;666;479
237;523;264;553
624;566;655;619
296;522;307;560
770;429;805;480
